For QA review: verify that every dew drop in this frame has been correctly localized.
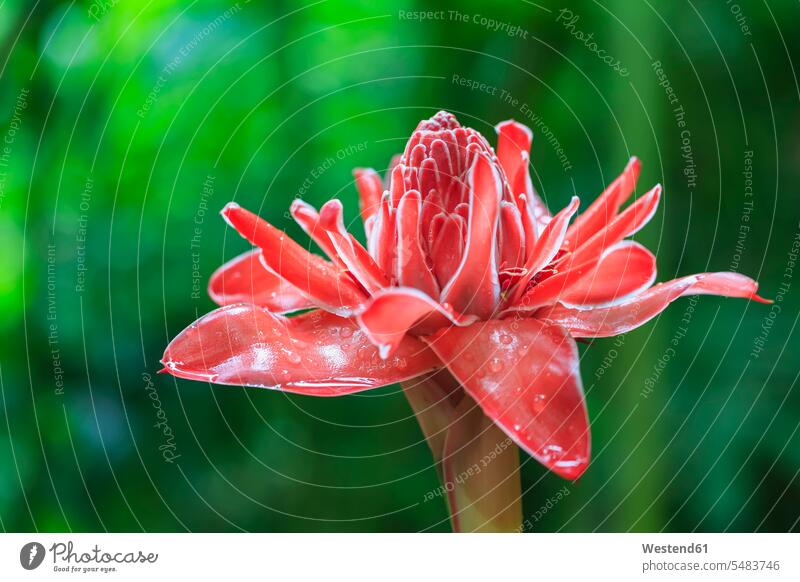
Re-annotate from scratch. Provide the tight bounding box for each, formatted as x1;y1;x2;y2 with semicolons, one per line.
489;357;504;373
340;327;353;338
542;444;563;459
499;333;513;345
533;394;546;413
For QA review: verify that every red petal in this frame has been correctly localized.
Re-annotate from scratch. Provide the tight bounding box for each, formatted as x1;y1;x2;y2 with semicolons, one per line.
499;201;525;270
561;241;656;306
508;196;579;305
289;199;340;261
525;196;579;274
389;163;405;207
162;305;440;395
519;181;551;226
566;157;641;249
208;249;314;313
689;272;770;302
221;203;367;315
569;184;661;266
396;190;439;297
430;139;454;187
295;198;389;294
441;154;501;318
495;120;531;193
319;200;389;294
418;157;439;198
423;319;590;480
497;120;550;225
385;153;402;183
356;287;478;358
537;272;767;338
353;168;383;228
518;241;656;310
517;193;539;259
430;213;465;288
369;192;397;277
420;189;445;244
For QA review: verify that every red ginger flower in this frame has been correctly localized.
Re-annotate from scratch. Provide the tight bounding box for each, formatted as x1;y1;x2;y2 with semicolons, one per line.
162;111;767;497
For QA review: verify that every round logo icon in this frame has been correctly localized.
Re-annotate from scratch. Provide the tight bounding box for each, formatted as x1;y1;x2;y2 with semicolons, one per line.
19;542;46;570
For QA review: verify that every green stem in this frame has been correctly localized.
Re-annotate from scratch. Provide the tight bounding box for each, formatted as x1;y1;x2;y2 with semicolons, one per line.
402;373;522;532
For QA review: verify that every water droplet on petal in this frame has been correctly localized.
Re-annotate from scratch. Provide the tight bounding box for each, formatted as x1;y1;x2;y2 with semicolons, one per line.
340;327;353;338
489;357;504;373
500;333;513;345
533;394;546;413
541;444;563;460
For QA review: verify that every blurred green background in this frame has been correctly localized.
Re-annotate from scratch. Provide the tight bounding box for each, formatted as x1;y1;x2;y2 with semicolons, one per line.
1;0;798;532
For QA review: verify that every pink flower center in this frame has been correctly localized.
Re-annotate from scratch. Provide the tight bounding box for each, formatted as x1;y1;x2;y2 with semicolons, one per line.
391;111;510;219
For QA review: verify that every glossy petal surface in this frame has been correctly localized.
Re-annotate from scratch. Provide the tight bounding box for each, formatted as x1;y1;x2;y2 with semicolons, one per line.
356;287;477;358
537;272;766;338
222;202;367;315
569;184;661;266
208;249;314;313
566;157;641;249
396;190;439;297
560;241;656;306
516;241;656;310
353;167;383;228
509;196;579;305
423;318;590;479
441;154;501;318
495;119;531;196
162;305;440;395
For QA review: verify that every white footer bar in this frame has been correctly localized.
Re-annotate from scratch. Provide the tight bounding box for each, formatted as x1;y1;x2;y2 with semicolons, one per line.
1;533;797;581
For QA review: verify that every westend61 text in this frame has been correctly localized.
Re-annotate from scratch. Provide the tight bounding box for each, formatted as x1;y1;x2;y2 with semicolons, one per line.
643;543;708;554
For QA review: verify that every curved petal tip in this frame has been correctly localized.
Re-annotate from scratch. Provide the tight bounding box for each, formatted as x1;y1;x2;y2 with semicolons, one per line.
751;293;773;304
